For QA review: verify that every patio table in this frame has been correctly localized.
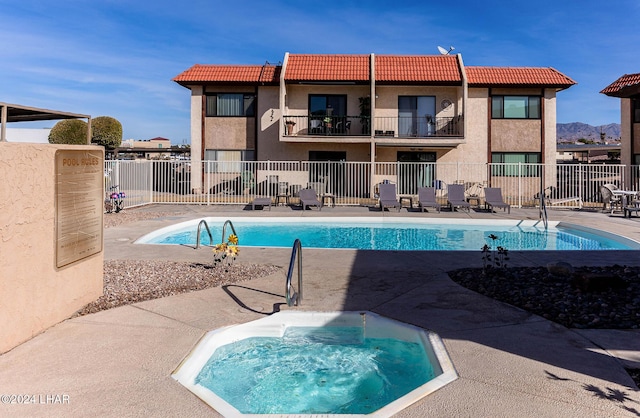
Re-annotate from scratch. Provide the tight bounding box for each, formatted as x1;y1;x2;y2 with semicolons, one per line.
612;190;638;215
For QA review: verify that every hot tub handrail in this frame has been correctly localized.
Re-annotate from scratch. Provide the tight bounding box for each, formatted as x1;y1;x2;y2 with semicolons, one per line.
286;239;303;307
221;220;237;244
196;219;213;249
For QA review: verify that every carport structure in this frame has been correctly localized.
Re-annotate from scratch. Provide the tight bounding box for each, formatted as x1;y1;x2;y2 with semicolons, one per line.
0;102;91;143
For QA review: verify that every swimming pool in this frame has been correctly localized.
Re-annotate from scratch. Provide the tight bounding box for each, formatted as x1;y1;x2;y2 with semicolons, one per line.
135;217;640;251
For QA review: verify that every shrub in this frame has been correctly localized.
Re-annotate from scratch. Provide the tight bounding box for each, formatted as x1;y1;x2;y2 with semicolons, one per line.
91;116;122;149
48;119;89;145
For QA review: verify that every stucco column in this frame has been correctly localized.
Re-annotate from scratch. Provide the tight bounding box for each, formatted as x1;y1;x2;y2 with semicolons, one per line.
1;104;6;142
190;86;203;194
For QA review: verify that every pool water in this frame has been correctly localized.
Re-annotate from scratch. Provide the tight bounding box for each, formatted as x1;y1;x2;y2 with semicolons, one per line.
195;326;434;414
136;218;639;251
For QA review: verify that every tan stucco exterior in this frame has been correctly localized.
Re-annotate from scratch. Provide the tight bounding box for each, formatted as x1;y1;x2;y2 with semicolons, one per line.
178;55;572;192
0;142;104;354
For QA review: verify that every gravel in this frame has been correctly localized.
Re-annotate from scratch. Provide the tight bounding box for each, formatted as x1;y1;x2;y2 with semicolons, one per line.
448;265;640;330
74;260;281;317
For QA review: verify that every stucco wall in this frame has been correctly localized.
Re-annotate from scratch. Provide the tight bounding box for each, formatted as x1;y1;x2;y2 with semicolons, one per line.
449;87;489;164
491;119;542;152
0;142;104;354
204;117;256;150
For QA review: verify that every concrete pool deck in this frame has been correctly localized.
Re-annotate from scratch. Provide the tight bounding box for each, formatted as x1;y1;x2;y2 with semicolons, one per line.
1;204;640;417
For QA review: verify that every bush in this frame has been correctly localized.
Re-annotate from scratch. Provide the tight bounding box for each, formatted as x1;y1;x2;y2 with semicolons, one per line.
48;119;89;145
92;116;122;149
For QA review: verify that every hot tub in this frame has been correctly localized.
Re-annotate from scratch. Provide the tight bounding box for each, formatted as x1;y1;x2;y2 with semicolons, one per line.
172;311;457;416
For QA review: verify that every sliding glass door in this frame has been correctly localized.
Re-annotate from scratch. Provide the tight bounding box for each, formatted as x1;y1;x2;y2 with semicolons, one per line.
398;96;436;137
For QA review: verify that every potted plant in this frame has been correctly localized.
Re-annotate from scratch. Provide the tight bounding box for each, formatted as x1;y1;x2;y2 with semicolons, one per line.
323;116;332;129
285;120;296;135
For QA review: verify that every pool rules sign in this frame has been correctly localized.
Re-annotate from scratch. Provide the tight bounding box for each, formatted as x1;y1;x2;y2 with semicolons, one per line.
55;150;104;268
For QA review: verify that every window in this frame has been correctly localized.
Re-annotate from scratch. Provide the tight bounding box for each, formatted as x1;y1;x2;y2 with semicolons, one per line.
633;98;640;123
206;93;255;117
492;96;540;119
491;152;541;177
204;150;255;173
309;95;347;117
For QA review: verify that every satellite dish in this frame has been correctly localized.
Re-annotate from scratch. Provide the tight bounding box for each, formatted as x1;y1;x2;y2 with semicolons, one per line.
437;46;455;55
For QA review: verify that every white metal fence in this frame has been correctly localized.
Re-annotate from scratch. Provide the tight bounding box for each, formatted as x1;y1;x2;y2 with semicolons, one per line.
104;160;639;210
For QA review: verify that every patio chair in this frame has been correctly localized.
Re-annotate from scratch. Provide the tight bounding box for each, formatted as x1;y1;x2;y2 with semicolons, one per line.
378;183;402;211
310;119;323;134
446;184;471;212
600;185;622;214
484;187;511;214
417;187;441;212
299;188;322;211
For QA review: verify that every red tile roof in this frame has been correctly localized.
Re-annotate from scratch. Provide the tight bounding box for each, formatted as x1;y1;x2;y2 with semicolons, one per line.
172;57;576;90
600;73;640;97
466;67;576;89
173;64;279;84
375;55;461;83
284;54;370;81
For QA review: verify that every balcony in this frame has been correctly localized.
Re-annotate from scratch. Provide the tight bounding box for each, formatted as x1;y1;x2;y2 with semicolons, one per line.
283;115;464;146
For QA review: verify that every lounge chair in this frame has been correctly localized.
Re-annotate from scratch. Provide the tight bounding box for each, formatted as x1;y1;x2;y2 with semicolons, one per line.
417;187;441;212
251;197;272;211
536;186;583;210
547;196;583;210
298;188;322;210
378;183;402;211
446;184;470;212
484;187;511;214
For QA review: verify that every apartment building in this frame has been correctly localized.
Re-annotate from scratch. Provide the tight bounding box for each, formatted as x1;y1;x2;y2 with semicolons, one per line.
173;53;575;193
601;73;640;166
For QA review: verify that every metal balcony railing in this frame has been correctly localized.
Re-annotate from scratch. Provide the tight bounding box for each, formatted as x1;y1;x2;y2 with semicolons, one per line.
283;115;366;136
283;115;463;138
373;115;463;138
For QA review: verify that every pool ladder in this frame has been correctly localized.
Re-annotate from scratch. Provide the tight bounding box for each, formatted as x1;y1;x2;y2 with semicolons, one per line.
538;191;548;230
286;239;303;307
195;220;212;249
195;219;238;249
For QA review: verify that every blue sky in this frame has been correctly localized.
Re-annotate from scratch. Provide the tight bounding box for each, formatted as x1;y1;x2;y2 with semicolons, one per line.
2;0;639;144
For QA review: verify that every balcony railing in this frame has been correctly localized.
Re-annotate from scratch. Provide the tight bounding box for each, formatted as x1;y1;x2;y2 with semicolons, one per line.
283;115;366;136
283;115;463;138
374;115;463;138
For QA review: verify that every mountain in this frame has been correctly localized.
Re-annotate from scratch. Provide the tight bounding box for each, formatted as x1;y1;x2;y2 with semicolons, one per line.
557;122;620;143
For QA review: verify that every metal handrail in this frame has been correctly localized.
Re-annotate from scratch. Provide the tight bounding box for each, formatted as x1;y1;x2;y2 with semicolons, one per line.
195;219;212;249
539;190;548;230
286;239;303;307
221;220;237;243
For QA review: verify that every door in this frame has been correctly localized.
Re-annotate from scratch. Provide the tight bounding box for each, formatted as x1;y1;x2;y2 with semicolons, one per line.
397;151;436;194
398;96;436;137
308;151;346;196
